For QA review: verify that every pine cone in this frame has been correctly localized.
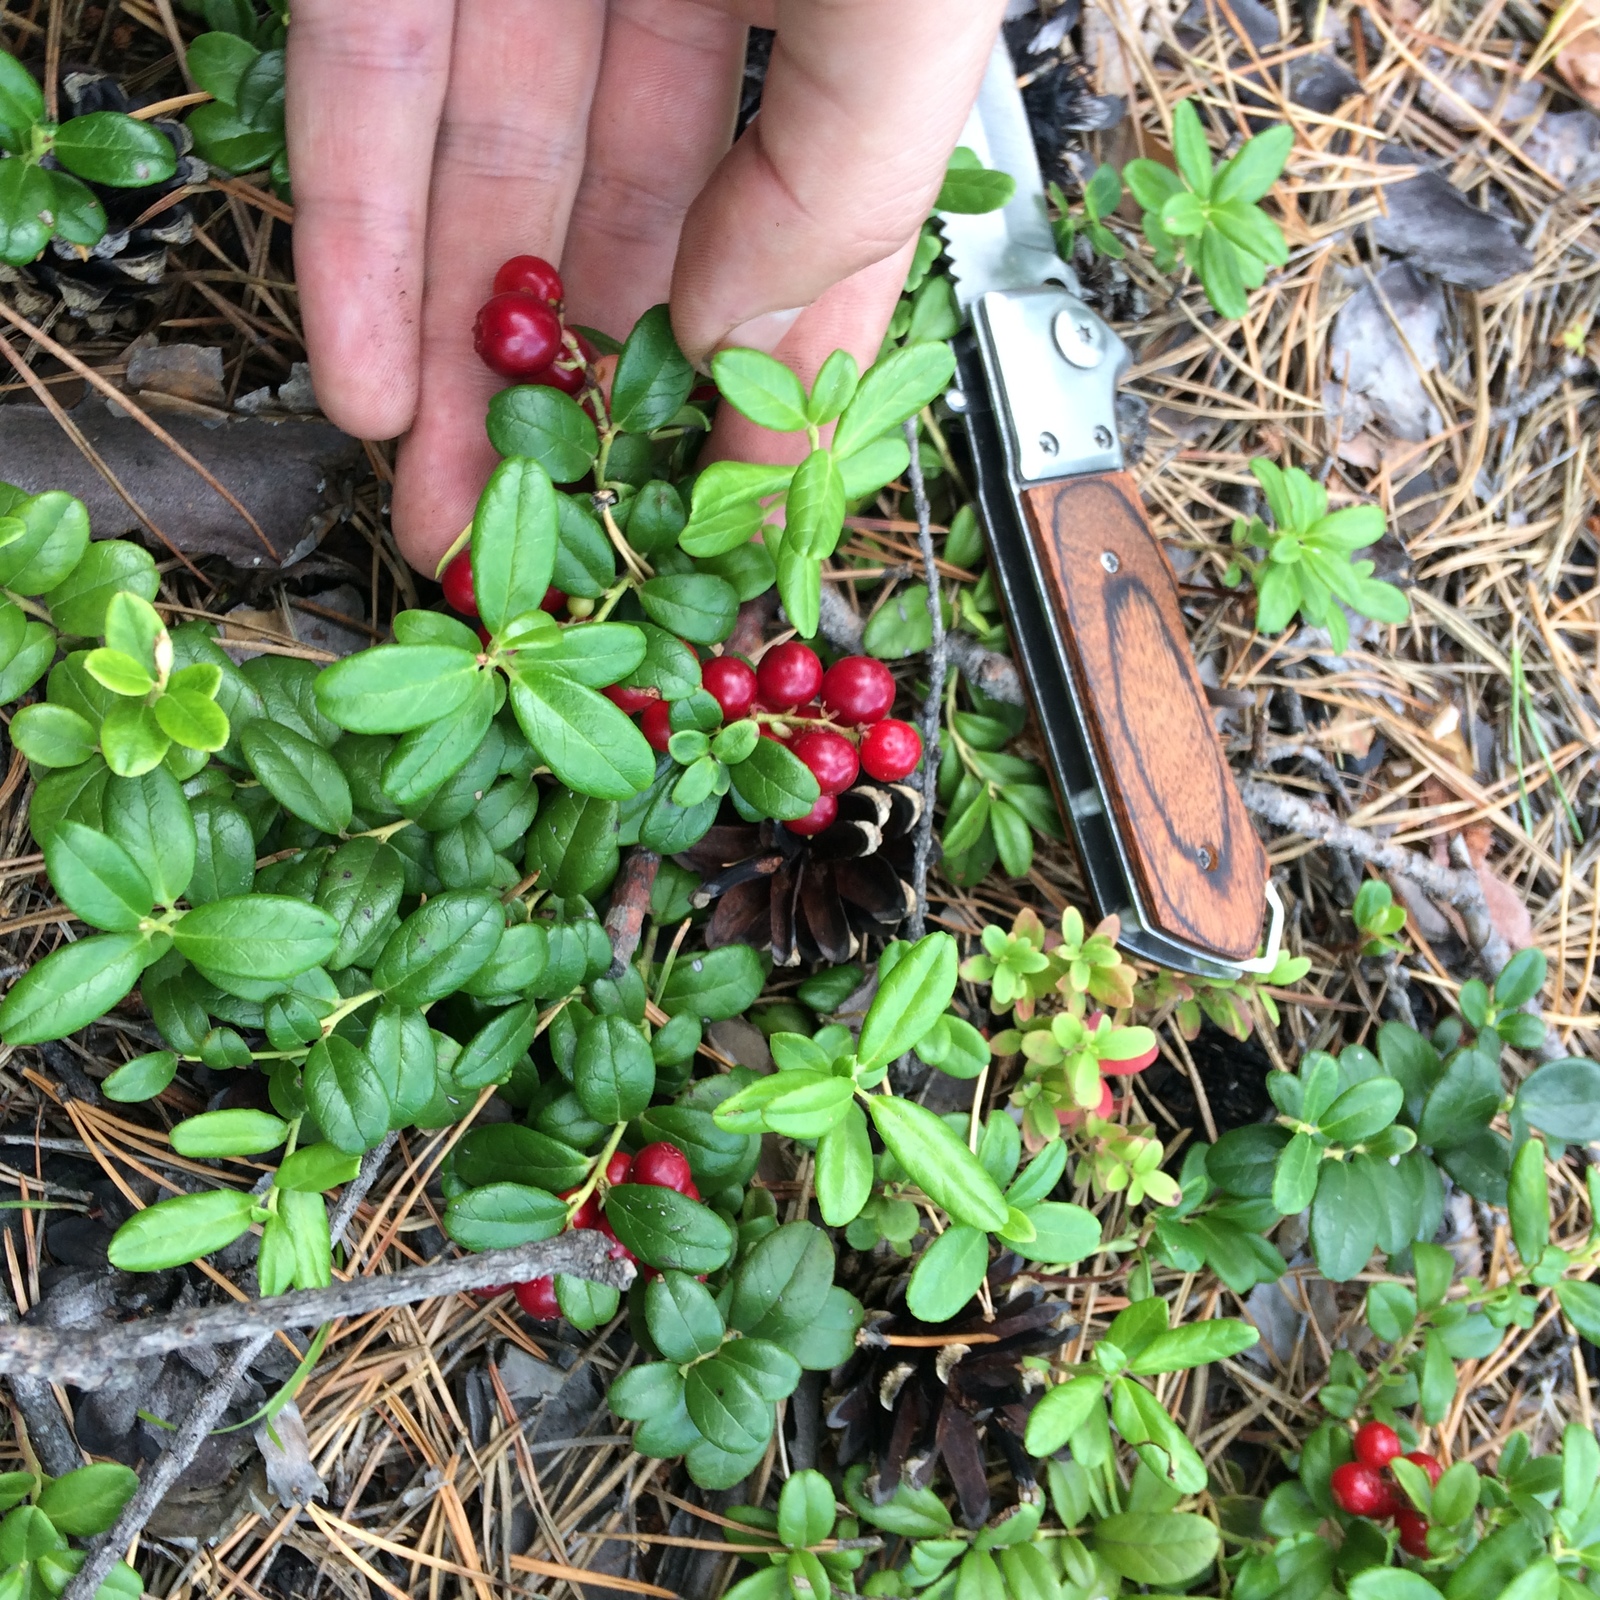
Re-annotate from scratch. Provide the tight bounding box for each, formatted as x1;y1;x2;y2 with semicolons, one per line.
825;1274;1072;1528
682;783;924;967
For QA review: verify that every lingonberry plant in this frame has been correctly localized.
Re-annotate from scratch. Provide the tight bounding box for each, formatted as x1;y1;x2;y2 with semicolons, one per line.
3;229;1594;1600
0;274;1047;1494
0;1463;141;1599
1123;99;1292;320
1225;458;1411;651
0;49;179;265
181;1;288;189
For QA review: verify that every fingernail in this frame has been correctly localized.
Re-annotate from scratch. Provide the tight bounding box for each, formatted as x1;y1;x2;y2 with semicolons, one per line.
721;306;806;356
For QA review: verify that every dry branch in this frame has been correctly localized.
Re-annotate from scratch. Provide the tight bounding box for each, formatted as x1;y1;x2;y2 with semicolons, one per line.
1;1229;632;1389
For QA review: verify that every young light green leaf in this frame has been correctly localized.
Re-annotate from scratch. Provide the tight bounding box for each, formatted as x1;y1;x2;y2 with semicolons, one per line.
107;1187;257;1272
710;348;810;433
832;342;957;460
103;1049;178;1103
784;449;845;561
906;1224;989;1321
171;1108;289;1158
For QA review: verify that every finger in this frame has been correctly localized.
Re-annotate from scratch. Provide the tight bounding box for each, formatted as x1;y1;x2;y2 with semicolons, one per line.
559;0;749;342
670;0;1005;364
707;238;916;467
286;0;453;440
390;0;607;574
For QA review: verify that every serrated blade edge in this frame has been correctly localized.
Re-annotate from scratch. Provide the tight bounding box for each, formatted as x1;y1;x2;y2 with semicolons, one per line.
942;35;1078;309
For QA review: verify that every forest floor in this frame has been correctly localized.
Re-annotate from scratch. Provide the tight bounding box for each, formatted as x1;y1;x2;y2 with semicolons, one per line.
0;0;1598;1594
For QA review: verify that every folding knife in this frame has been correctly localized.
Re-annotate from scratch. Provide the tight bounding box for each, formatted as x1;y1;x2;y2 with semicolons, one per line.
941;38;1282;980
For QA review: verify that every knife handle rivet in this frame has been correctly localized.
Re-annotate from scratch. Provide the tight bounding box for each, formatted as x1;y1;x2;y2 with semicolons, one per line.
1100;550;1119;573
1093;424;1114;449
945;388;968;414
1196;846;1214;870
1038;431;1059;456
1053;307;1104;368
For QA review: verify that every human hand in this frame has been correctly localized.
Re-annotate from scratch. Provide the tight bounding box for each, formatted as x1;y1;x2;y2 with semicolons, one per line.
286;0;1004;576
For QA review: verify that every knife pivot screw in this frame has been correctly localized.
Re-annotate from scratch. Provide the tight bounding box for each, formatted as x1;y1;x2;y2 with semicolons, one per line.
1093;424;1114;449
1053;307;1104;368
1038;431;1059;456
1100;550;1119;573
944;388;968;413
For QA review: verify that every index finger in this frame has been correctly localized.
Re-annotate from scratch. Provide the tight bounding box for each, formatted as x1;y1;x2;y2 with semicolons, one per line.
286;1;453;440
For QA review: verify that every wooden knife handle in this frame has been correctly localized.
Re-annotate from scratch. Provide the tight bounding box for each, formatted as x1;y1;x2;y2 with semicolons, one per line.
1020;471;1266;962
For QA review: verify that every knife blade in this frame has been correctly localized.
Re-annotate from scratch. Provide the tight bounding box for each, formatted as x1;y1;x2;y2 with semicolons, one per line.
941;42;1077;309
942;36;1281;978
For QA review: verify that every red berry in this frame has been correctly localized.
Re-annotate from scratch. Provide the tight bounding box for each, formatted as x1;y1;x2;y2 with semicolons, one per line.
1396;1507;1431;1557
441;552;477;617
1355;1421;1403;1471
860;718;922;782
474;292;564;380
514;1276;560;1319
701;656;757;723
1400;1451;1443;1487
470;1283;511;1300
595;1212;643;1263
605;1151;633;1186
476;624;492;648
560;1186;603;1231
540;586;566;614
756;642;823;711
536;360;585;395
820;656;896;726
493;254;564;306
640;699;673;752
784;793;838;837
605;684;659;714
791;729;859;797
1330;1462;1390;1519
631;1142;698;1198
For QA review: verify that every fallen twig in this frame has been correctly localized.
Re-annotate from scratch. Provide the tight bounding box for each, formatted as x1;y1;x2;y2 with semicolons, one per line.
905;416;947;940
1237;778;1512;977
605;848;662;977
3;1227;630;1388
61;1138;401;1600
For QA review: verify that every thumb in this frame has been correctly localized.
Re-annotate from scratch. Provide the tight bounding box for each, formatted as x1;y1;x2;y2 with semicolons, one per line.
669;0;1004;365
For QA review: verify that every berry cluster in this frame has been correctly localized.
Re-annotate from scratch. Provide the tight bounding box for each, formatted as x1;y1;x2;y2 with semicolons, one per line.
755;643;922;834
439;254;603;619
1329;1421;1442;1557
605;642;924;838
473;254;592;392
486;1141;700;1320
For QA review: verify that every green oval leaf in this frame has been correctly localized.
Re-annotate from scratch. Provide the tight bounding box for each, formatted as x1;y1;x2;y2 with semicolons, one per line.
867;1095;1008;1232
107;1187;256;1271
